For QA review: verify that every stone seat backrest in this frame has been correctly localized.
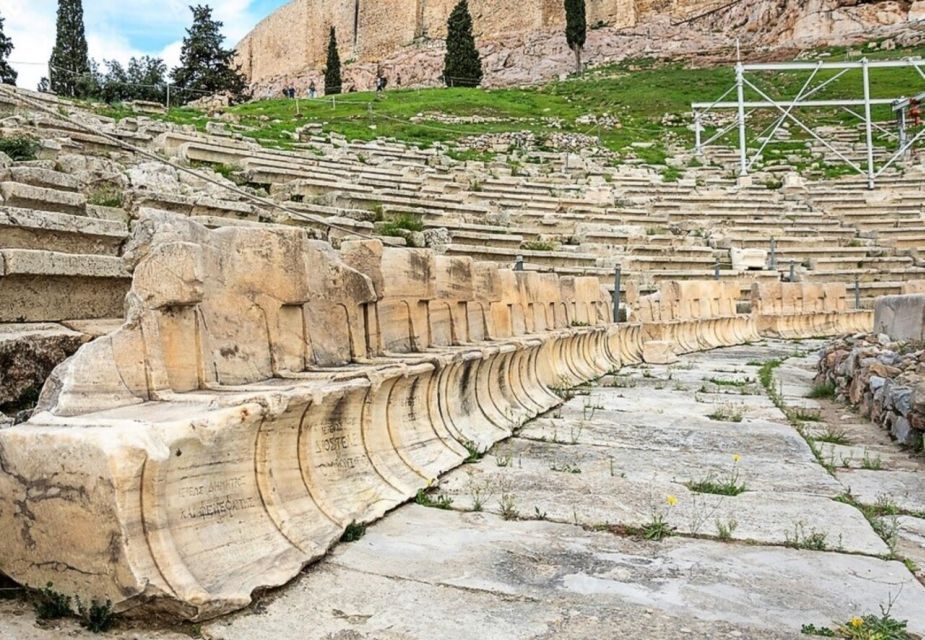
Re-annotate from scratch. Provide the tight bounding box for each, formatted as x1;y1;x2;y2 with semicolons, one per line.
41;215;378;416
430;255;474;347
342;242;435;354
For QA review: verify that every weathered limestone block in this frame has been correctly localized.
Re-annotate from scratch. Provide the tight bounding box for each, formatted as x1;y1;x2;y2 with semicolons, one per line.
0;323;88;410
875;295;925;343
0;249;131;322
0;181;86;215
730;247;767;271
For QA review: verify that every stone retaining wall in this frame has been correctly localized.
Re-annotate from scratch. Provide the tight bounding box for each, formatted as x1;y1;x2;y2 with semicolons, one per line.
816;294;925;449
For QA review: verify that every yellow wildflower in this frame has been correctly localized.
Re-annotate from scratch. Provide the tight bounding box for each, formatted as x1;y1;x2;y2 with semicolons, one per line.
666;495;678;507
732;454;742;463
849;616;864;629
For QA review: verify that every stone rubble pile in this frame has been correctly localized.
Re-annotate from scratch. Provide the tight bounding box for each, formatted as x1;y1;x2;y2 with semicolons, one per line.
816;334;925;447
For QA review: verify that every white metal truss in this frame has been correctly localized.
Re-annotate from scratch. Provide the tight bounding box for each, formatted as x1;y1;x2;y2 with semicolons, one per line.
692;58;925;189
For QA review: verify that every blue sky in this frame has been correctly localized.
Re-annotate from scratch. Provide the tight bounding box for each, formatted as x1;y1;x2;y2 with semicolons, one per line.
1;0;290;90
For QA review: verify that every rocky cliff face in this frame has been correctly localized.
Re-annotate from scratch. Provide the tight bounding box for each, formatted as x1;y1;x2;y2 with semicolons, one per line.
236;0;925;95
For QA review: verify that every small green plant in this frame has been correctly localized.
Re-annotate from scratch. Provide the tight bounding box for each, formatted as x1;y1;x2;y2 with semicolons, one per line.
495;451;513;467
708;377;750;388
378;213;424;237
643;495;678;541
340;520;367;542
415;488;454;510
463;440;484;463
861;448;883;470
786;521;827;550
707;403;744;423
467;475;493;512
816;426;851;446
469;179;483;191
807;382;836;399
522;240;558;252
499;493;518;520
212;163;248;185
715;517;739;541
534;506;548;520
801;623;837;636
550;462;582;474
788;407;823;423
0;135;39;161
33;583;72;620
805;603;915;640
76;596;114;633
687;455;747;496
87;186;123;208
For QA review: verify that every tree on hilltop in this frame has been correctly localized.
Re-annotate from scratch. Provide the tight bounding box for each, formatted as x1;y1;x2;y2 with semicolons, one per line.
565;0;587;74
49;0;91;97
324;26;342;95
0;12;17;85
443;0;482;88
170;5;248;104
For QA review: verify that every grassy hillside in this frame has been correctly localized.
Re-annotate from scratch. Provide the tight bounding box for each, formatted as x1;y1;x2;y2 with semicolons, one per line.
98;39;925;168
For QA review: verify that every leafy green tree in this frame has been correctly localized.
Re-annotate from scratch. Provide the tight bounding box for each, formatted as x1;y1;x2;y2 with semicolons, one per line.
49;0;91;97
565;0;587;74
126;56;167;102
324;26;341;95
443;0;482;87
170;5;248;104
0;12;16;85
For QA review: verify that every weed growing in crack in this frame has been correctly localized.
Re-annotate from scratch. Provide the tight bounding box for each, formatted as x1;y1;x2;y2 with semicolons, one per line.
643;495;678;541
815;426;852;446
495;451;513;467
686;455;747;496
76;596;114;633
550;461;582;474
340;521;367;542
466;473;494;512
415;488;454;510
707;403;744;423
861;448;883;470
463;440;485;463
785;521;828;550
802;595;914;639
33;583;72;620
715;517;739;541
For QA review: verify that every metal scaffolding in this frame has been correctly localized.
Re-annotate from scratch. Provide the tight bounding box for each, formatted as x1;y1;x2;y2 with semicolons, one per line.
692;58;925;189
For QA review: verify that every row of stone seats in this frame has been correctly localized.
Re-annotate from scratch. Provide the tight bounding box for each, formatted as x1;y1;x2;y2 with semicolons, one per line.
0;162;132;323
750;282;873;338
0;211;620;621
626;280;760;361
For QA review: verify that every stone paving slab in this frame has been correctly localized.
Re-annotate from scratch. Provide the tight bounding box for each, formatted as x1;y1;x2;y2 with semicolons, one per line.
203;506;924;639
837;469;925;513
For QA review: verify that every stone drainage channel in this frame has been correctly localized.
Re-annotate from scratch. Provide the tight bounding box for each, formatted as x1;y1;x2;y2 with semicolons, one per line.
5;339;925;639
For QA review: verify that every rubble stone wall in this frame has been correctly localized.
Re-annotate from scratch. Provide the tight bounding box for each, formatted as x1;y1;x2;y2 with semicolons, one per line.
817;295;925;449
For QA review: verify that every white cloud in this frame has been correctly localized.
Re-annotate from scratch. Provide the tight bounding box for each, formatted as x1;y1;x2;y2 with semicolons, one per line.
0;0;272;90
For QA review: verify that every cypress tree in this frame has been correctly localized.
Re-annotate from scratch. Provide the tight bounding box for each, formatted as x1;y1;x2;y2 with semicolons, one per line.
443;0;482;88
324;27;341;95
564;0;587;74
49;0;90;97
0;12;16;86
170;5;248;104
